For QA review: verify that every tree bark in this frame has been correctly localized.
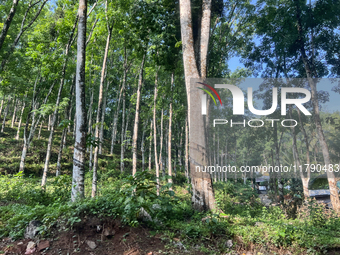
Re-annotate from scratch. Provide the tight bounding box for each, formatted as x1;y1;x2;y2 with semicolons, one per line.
0;99;4;119
289;106;309;198
132;55;145;176
37;120;43;139
153;68;160;195
16;96;26;140
141;121;147;171
92;22;112;197
148;120;152;170
294;0;340;211
1;97;10;133
159;108;164;177
168;73;174;189
297;107;311;195
120;89;126;172
180;0;216;211
273;121;284;203
185;115;189;183
99;79;110;154
71;0;87;202
56;128;67;176
11;98;18;128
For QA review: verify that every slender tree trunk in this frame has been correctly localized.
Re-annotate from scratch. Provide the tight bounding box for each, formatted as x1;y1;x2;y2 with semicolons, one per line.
141;122;147;171
89;126;93;171
87;87;94;134
68;78;75;134
120;101;131;173
273;121;284;203
1;98;10;133
153;68;160;195
132;55;145;176
168;73;174;189
11;98;18;128
1;98;10;132
0;99;4;118
159;108;164;177
294;0;340;211
185;116;189;183
16;96;26;140
48;115;51;131
71;0;87;202
42;17;78;187
56;128;67;176
120;90;126;172
64;77;75;148
99;79;110;155
289;106;309;198
297;107;311;196
37;120;43;139
148;120;152;170
92;23;112;198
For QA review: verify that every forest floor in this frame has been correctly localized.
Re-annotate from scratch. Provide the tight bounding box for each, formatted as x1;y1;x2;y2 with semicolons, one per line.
1;122;340;255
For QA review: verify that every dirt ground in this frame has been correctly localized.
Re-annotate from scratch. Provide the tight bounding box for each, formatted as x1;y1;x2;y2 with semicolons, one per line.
1;217;340;255
0;217;205;255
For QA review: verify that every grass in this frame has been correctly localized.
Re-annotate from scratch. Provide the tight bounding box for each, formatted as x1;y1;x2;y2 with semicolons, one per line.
1;121;340;254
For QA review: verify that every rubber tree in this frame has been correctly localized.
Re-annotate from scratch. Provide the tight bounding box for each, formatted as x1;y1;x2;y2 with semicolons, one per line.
179;0;216;211
71;0;87;202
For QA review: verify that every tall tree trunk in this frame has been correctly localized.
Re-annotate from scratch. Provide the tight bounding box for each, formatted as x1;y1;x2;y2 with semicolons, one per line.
289;106;309;198
87;87;94;134
42;16;78;187
148;120;152;170
1;98;10;132
132;55;146;176
92;22;112;197
141;121;147;171
120;89;126;173
180;0;216;211
0;99;4;118
297;107;311;196
153;68;160;195
11;98;18;128
159;108;164;177
168;73;174;189
37;120;43;139
16;96;26;140
0;0;20;51
274;121;284;203
99;79;110;155
89;126;93;171
56;128;67;176
68;78;75;134
185;115;189;183
294;0;340;211
71;0;87;202
48;115;51;131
